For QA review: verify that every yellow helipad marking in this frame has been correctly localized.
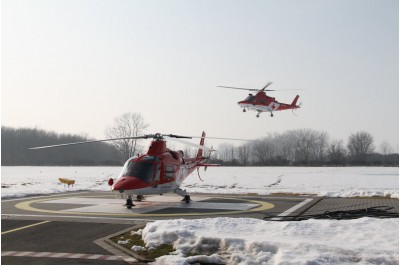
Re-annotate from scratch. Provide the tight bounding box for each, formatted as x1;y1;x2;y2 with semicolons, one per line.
2;220;51;235
15;196;275;217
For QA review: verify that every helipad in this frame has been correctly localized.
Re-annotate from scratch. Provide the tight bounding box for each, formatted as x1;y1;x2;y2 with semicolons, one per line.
2;191;398;265
13;195;273;217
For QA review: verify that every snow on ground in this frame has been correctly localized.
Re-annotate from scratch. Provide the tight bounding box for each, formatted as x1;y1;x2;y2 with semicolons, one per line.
1;166;398;198
182;167;399;198
1;166;120;198
142;217;398;265
1;166;398;265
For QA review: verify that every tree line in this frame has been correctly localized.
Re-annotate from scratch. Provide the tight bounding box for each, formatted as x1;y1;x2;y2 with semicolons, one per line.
212;129;398;166
2;124;398;167
1;126;121;166
1;113;149;166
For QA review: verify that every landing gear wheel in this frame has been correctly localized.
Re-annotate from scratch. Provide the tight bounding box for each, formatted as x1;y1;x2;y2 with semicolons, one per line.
270;113;274;117
243;109;246;112
182;195;191;204
256;114;260;118
125;197;134;209
136;195;143;202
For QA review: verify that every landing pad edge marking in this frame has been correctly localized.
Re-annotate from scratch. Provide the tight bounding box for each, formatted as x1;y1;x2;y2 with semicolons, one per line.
15;196;275;217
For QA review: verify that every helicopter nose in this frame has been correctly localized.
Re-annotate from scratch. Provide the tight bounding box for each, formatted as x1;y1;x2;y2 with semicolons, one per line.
113;176;147;192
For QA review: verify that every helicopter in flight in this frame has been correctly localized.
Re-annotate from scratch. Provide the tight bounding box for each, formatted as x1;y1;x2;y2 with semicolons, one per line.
30;132;241;209
218;82;301;118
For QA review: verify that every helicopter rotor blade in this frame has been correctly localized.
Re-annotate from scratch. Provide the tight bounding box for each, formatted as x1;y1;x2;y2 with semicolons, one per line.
162;134;192;139
261;82;273;91
29;133;251;150
274;89;304;91
219;83;302;93
188;136;251;142
164;136;215;151
28;136;149;150
217;86;260;92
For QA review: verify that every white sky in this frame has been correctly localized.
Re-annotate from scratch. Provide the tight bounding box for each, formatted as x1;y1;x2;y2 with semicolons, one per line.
2;0;399;150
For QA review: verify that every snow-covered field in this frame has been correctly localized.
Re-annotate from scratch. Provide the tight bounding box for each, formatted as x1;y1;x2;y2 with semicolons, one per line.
1;166;119;199
1;166;398;199
2;166;398;265
142;217;398;265
183;166;399;198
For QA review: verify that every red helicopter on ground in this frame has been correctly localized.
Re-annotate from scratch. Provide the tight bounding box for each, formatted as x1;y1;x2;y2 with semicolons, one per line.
218;82;301;118
30;132;239;209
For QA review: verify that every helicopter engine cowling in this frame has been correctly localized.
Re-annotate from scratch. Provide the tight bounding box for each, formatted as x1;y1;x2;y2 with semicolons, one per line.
169;150;183;160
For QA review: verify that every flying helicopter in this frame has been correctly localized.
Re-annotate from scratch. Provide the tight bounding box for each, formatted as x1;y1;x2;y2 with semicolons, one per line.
218;82;301;118
29;132;243;209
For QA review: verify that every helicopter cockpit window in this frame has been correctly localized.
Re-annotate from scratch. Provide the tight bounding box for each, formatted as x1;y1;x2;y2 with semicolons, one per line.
245;95;256;102
121;156;159;183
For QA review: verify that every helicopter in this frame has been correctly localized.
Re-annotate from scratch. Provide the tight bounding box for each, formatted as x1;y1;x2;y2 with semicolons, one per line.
218;82;301;118
29;132;242;209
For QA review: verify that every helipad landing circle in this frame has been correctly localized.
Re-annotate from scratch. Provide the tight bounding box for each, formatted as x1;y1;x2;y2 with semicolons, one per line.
15;195;275;217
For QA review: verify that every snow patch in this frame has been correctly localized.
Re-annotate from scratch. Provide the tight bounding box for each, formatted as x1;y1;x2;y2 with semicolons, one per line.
143;217;399;265
131;229;143;236
131;245;146;252
117;240;130;245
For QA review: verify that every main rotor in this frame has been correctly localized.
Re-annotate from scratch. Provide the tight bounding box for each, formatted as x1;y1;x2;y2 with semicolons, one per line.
218;82;274;92
218;82;302;93
29;133;248;151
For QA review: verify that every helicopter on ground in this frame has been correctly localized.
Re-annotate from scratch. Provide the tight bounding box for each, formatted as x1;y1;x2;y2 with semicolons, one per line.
30;132;241;209
218;82;301;118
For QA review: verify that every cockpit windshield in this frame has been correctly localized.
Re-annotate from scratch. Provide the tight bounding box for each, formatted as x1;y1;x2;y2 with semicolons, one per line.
245;95;256;102
120;156;159;183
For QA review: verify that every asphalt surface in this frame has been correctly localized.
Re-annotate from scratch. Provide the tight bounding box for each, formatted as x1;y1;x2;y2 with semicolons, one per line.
2;219;133;265
2;191;398;264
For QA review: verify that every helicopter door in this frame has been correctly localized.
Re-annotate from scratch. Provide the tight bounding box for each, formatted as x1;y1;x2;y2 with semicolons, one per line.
165;165;176;181
150;162;161;193
154;163;161;183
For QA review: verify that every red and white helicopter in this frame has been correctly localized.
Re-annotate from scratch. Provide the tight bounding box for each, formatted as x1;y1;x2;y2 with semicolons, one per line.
30;132;240;208
218;82;301;118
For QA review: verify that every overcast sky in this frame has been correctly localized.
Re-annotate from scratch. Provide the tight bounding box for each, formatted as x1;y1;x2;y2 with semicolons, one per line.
2;0;399;151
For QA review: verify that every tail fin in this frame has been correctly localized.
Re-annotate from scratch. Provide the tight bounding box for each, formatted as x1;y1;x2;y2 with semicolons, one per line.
196;131;206;158
291;95;300;106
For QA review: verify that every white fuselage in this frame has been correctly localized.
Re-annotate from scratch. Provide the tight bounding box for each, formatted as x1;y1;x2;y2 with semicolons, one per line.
112;161;198;197
239;102;280;113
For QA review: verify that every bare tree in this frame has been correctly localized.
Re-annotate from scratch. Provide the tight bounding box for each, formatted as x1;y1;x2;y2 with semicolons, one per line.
283;129;328;164
251;137;275;165
313;131;329;161
275;131;296;162
105;112;148;162
237;143;251;166
218;143;236;163
327;139;346;166
380;141;394;155
347;131;374;163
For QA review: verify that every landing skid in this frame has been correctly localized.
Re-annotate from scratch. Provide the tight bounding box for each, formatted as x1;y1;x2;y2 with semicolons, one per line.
174;188;191;204
256;113;274;118
181;195;191;203
125;196;135;209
